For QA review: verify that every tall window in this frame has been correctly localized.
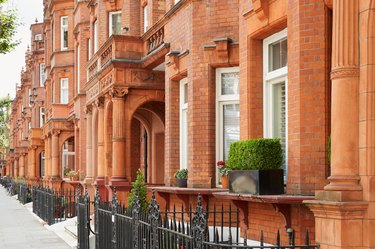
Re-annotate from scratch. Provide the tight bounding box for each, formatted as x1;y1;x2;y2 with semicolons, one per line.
40;107;45;127
109;11;122;36
61;16;68;50
77;44;80;94
40;63;45;86
263;29;288;176
62;137;75;179
180;78;188;170
216;68;240;184
34;34;43;41
40;152;45;177
93;20;98;53
60;78;69;104
143;5;149;32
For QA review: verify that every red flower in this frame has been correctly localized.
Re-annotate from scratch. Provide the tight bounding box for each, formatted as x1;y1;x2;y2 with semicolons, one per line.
216;161;225;167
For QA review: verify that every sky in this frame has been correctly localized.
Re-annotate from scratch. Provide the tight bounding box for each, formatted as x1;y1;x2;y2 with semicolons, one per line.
0;0;44;99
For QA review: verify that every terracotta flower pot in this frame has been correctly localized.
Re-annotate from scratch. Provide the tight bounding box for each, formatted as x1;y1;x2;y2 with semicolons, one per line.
221;175;229;189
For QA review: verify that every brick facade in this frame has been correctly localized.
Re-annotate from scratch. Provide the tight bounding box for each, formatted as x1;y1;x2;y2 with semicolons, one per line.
6;0;375;247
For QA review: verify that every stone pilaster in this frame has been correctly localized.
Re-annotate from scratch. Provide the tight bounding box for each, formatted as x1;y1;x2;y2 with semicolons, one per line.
51;130;60;178
110;86;128;183
85;106;93;182
96;98;105;183
324;0;362;198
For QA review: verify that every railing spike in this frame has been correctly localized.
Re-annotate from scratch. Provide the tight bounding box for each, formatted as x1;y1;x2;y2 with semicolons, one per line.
305;229;310;245
260;230;264;246
277;229;281;247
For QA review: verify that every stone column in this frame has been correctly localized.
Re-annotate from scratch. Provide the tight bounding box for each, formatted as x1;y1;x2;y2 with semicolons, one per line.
51;130;60;178
19;154;25;177
96;98;105;183
45;135;51;178
14;158;18;177
322;0;362;199
85;106;93;182
29;146;36;178
110;87;128;183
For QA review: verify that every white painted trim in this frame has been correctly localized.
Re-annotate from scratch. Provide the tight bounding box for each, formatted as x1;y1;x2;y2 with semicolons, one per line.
179;78;188;170
263;28;288;178
60;16;68;50
109;11;122;36
215;67;240;187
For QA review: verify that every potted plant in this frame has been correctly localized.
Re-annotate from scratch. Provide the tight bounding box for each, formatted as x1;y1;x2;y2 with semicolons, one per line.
227;138;284;195
68;169;80;181
63;167;72;178
217;160;229;189
174;169;188;188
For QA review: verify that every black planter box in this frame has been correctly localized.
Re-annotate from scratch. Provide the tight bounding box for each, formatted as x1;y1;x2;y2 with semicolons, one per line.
228;169;284;195
176;178;187;188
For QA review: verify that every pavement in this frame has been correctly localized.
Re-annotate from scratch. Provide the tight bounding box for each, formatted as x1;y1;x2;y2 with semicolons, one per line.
0;186;71;249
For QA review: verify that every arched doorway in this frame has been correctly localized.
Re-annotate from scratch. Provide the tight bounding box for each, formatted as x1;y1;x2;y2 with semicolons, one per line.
130;101;165;184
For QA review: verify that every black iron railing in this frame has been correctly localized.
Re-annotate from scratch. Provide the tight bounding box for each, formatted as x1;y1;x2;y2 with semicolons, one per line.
32;186;77;225
77;188;319;249
18;183;32;204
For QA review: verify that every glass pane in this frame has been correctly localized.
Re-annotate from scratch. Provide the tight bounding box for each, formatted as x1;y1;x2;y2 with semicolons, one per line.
62;17;68;26
223;104;240;160
272;82;286;169
183;82;188;104
112;13;122;35
40;152;45;177
221;72;239;95
269;38;287;72
62;138;75;177
63;30;68;48
181;109;188;169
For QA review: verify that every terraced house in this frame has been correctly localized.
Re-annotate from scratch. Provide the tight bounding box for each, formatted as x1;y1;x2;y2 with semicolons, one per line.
6;0;375;248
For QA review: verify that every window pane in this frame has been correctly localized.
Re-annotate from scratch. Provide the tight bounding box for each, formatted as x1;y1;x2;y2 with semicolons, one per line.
63;30;68;48
272;82;286;170
223;104;240;160
221;72;239;95
269;38;287;72
143;6;148;32
40;152;45;177
181;109;188;169
183;82;188;104
112;13;122;35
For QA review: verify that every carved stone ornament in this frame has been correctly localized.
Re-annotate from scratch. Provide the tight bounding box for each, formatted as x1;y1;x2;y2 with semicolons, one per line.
110;86;128;98
330;67;359;80
52;129;61;136
85;105;93;115
94;97;105;109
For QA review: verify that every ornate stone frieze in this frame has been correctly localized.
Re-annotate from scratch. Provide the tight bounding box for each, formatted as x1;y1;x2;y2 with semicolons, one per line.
330;67;360;80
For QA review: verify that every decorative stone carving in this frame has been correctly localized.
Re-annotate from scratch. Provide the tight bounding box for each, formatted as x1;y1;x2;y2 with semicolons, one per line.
87;82;100;102
95;97;105;109
109;86;128;98
85;105;93;115
99;73;112;90
52;129;61;136
330;68;360;80
252;0;269;21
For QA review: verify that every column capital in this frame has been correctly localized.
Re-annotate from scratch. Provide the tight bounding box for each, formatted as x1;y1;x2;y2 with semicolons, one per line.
94;97;105;109
52;129;61;136
110;86;128;99
85;105;93;115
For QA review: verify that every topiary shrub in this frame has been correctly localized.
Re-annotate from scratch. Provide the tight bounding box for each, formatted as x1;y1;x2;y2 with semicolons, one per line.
226;138;283;170
128;169;149;211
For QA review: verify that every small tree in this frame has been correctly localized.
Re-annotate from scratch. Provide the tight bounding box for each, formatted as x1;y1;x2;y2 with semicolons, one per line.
128;169;149;211
0;0;20;54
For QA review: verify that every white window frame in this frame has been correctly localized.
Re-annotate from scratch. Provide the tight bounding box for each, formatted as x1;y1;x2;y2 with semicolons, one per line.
61;16;68;50
263;28;288;176
34;34;43;41
88;38;91;60
179;78;188;170
93;20;98;53
109;11;122;36
215;67;240;186
40;152;45;177
40;63;45;86
143;5;149;32
40;107;45;127
62;140;75;179
60;78;69;104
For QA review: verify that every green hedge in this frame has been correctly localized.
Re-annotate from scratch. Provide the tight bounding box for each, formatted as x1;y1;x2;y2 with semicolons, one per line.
226;138;283;170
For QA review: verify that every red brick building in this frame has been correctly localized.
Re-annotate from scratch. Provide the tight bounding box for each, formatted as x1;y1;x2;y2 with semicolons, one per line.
6;0;375;248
